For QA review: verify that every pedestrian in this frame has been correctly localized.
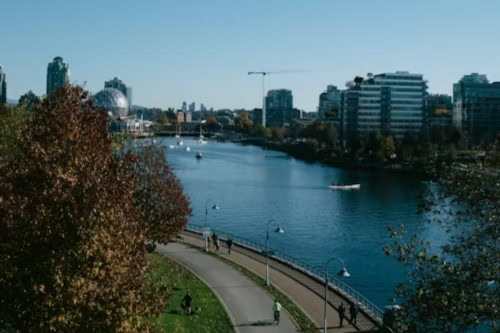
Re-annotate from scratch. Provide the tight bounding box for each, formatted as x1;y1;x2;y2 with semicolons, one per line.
182;291;193;315
212;233;218;247
272;299;282;324
350;302;358;325
338;302;346;327
215;238;220;251
226;238;233;254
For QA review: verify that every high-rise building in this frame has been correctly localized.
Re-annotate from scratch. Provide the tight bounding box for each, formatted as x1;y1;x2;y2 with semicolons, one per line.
453;73;500;144
200;103;206;112
182;101;187;111
0;66;6;105
189;102;195;112
46;57;70;95
105;77;132;111
263;89;299;127
266;89;293;110
426;94;453;129
342;71;427;141
318;85;341;119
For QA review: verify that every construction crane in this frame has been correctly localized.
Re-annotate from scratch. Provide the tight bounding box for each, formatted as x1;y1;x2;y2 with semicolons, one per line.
248;71;270;128
249;70;305;128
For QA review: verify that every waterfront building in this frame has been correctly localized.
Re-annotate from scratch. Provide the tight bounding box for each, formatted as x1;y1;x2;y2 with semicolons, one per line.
185;111;192;122
453;73;500;144
426;94;453;129
94;88;129;118
342;71;427;142
94;88;129;132
177;111;185;123
46;57;70;95
318;85;341;119
264;89;300;127
0;66;6;105
104;77;132;111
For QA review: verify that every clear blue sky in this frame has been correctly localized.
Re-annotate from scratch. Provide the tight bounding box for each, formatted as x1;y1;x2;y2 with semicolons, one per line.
2;0;499;110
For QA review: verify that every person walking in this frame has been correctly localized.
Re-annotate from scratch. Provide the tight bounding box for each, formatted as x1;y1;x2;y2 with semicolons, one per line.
272;299;282;324
215;238;220;252
182;291;193;315
212;233;218;249
338;302;346;327
226;238;233;254
350;302;358;325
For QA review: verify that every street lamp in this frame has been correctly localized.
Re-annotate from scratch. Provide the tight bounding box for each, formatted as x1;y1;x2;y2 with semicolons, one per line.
323;256;350;333
265;218;284;286
204;199;219;252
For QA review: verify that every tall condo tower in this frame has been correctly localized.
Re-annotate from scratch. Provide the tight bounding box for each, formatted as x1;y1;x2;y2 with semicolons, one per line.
46;57;70;95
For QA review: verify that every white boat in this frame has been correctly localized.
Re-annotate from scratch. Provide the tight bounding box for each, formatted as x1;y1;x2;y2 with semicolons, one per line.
185;146;191;152
197;123;207;144
328;184;361;190
168;145;175;150
175;134;180;139
196;152;203;159
177;140;184;146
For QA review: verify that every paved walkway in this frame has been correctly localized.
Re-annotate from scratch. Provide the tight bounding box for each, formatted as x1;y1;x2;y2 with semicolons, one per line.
178;232;380;333
157;242;298;332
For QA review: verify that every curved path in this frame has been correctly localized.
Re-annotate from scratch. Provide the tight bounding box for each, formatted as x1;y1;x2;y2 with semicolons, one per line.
156;242;298;333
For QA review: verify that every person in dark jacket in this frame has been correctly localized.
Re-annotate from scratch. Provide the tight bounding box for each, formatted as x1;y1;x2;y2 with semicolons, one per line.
338;302;346;327
182;291;193;315
226;238;233;254
350;302;358;324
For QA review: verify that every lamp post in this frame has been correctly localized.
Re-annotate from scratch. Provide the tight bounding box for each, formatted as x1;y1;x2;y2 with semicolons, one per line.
323;256;350;333
265;218;284;286
204;199;219;252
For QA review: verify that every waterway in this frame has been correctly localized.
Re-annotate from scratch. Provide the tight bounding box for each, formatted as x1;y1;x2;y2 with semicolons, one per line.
160;137;446;309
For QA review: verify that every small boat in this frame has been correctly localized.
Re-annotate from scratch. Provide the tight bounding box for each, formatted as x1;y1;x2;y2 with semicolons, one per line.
185;146;191;152
177;140;184;146
196;152;203;159
197;124;207;144
328;183;361;190
168;145;175;150
175;134;180;139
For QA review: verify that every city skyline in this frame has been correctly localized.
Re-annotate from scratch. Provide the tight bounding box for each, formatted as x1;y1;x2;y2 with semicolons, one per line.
2;0;499;110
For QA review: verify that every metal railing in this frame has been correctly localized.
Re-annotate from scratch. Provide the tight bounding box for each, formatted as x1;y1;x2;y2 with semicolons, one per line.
185;223;384;322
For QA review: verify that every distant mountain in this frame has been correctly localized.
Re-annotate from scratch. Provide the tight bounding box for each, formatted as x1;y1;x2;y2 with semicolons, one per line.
7;98;18;105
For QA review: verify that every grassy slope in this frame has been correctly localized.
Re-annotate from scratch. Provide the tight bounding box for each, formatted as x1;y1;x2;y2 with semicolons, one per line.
146;253;234;333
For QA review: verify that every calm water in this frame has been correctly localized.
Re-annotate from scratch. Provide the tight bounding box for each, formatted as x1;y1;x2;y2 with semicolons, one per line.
160;137;445;309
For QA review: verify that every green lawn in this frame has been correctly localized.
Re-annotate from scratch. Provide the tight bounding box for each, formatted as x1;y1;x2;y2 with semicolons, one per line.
146;253;234;333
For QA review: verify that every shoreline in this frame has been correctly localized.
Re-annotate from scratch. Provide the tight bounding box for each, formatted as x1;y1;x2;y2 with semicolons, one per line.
240;138;430;177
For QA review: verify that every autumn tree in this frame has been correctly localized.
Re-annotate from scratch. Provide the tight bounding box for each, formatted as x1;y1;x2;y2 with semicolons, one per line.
384;152;500;332
234;112;253;133
0;86;190;332
250;123;266;137
383;136;396;158
205;115;219;132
